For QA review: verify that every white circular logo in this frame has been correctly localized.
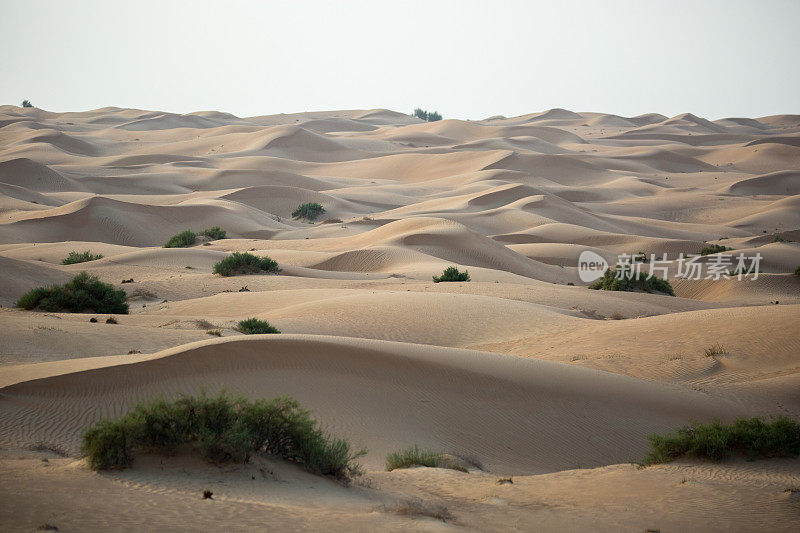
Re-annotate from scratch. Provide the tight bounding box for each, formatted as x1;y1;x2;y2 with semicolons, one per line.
578;250;608;282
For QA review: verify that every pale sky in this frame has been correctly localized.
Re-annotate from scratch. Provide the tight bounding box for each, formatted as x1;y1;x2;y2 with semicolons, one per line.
1;0;798;120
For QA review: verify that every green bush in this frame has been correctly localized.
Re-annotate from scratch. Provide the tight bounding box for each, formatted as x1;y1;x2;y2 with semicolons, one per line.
80;392;366;480
432;266;470;283
700;244;731;256
21;100;33;108
386;445;442;470
413;108;443;122
292;202;325;221
62;250;104;265
212;252;280;276
200;226;227;240
643;416;800;465
794;266;800;277
588;267;674;296
385;445;470;472
17;271;129;314
164;230;197;248
236;317;280;334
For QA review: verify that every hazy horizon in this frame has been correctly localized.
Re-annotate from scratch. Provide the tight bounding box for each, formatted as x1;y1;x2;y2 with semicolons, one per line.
1;0;798;120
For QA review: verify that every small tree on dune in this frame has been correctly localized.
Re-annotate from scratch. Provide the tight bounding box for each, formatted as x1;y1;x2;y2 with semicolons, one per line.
413;108;442;122
21;100;33;108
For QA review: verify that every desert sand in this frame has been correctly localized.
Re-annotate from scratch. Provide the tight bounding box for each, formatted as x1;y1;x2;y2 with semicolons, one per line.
0;105;799;531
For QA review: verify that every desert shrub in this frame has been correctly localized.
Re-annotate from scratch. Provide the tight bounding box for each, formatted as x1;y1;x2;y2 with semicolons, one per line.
207;329;222;337
236;318;280;334
81;418;133;470
17;271;129;314
386;445;442;470
413;108;442;122
292;202;325;221
62;250;104;265
385;445;471;472
700;244;731;256
164;230;197;248
794;266;800;276
387;498;453;522
212;252;280;276
432;266;470;283
642;416;800;465
200;226;227;240
22;100;33;108
80;392;366;480
587;267;674;296
703;343;727;357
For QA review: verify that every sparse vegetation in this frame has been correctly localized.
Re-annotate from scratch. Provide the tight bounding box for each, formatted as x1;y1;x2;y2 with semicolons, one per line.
386;498;453;522
771;235;787;243
106;316;118;324
588;267;674;296
22;100;33;108
413;108;443;122
62;250;104;265
17;271;129;314
200;226;227;240
236;317;280;335
292;202;325;221
164;230;197;248
794;266;800;277
432;266;470;283
642;416;800;465
700;244;731;256
207;329;222;337
80;392;366;480
703;343;727;357
386;445;472;472
386;445;441;470
212;252;280;276
127;287;158;300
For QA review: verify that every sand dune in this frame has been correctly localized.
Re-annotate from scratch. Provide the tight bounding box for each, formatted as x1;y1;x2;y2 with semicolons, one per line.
2;195;289;245
0;157;80;191
728;170;800;195
0;335;741;474
1;105;799;531
0;256;72;306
